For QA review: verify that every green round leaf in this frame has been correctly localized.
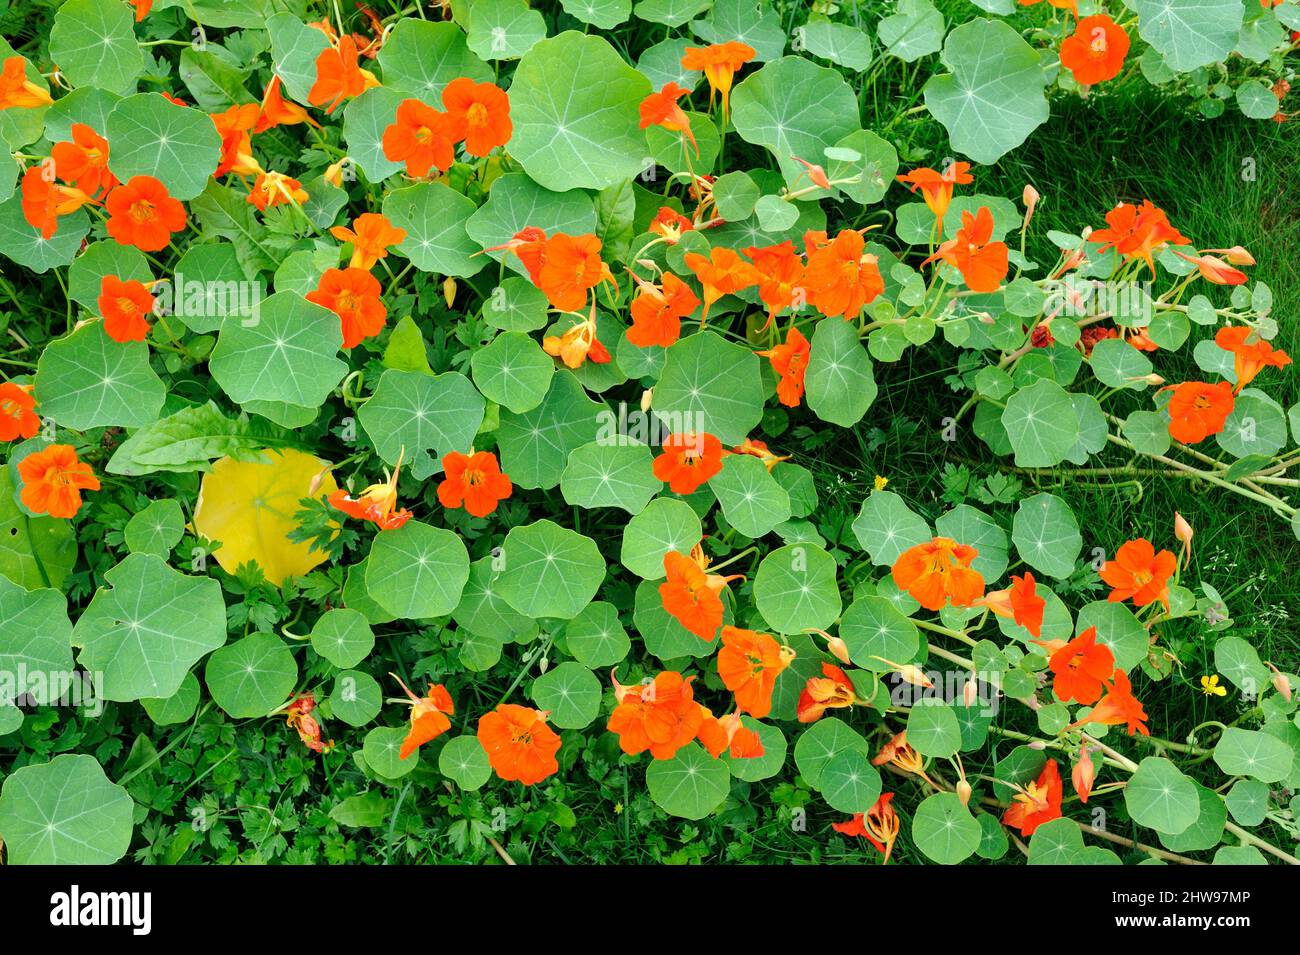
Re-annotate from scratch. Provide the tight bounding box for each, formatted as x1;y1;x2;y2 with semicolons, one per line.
839;595;919;672
50;0;144;97
1213;728;1294;784
310;608;376;669
439;735;493;790
204;633;298;719
1001;379;1081;467
1011;492;1082;580
383;181;485;277
753;543;841;634
710;453;791;537
911;791;981;864
793;716;869;788
140;671;200;726
0;576;74;705
805;318;878;427
532;661;602;728
818;749;882;813
1124;756;1200;835
646;742;730;820
358;369;485;478
652;331;764;446
851;490;931;566
0;754;133;864
620;497;703;579
561;440;661;515
563;600;631;668
377;19;493;98
34;321;165;430
363;726;418;779
365;521;471;620
497;520;605;620
466;173;597;278
123;499;185;557
106;93;221;200
330;669;382;727
471;331;554;414
497;370;604;490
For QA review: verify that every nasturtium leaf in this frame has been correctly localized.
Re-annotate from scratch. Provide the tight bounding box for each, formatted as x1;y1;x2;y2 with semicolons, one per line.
192;449;340;584
1159;782;1227;852
838;595;919;672
563;601;631;668
726;717;787;781
267;12;331;105
1026;816;1084;864
693;0;786;60
460;630;506;671
1214;635;1270;695
205;633;298;719
1213;845;1268;865
377;18;493;98
209;291;346;410
560;440;661;515
1002;379;1081;468
1011;493;1082;580
0;195;88;274
33;321;164;430
1216;389;1287;459
439;735;493;790
358;369;484;478
310;608;375;670
123;499;185;557
1225;778;1270;826
826;129;898;205
466;173;597;276
342;86;406;183
805;318;878;426
1125;757;1200;835
0;576;74;705
646;742;731;820
922;18;1049;165
330;669;382;727
1213;728;1294;783
975;811;1010;860
793;716;870;788
799;19;873;71
851;490;931;566
507;32;651;192
731;56;859;189
467;0;548;60
1238;79;1280;119
635;0;712;27
73;553;225;702
454;556;535;640
383;181;485;277
753;543;841;633
141;671;200;726
49;0;143;97
365;522;470;621
712;172;761;221
1123;409;1171;456
560;0;632;28
363;726;418;780
496;520;605;620
497;371;604;490
878;0;945;62
0;754;133;865
907;701;964;758
532;661;603;728
471;331;554;414
652;332;763;445
1075;602;1147;672
620;498;703;579
646;110;721;176
1133;0;1245;73
0;469;77;591
106;94;221;200
1090;337;1154;390
710;453;791;538
912;791;981;864
818;749;882;814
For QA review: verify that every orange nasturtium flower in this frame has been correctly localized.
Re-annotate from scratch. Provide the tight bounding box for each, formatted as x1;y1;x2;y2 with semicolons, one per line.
476;703;562;786
978;572;1046;638
105;175;187;252
1047;626;1116;705
1002;758;1063;837
0;56;52;110
308;35;377;114
627;272;700;348
535;232;617;313
607;670;706;760
544;315;611;368
1214;326;1291;392
391;676;454;759
1175;251;1249;286
50;123;116;196
254;75;319;133
211;103;261;177
684;247;760;323
648;206;695;244
0;383;39;442
382;98;457;178
658;547;739;641
1079;669;1150;736
285;693;330;754
328;453;413;531
639;82;697;155
1100;537;1176;611
923;206;1009;293
797;663;857;723
441;76;513;156
247;171;308;211
757;325;811;408
330;212;408;270
697;709;764;759
872;730;928;776
1091;200;1188;276
680;42;755;119
437;450;513;519
17;444;100;519
745;240;806;329
891;537;985;612
1060;14;1130;86
803;229;886;320
833;792;901;863
307;266;387;348
733;437;788;471
1163;380;1235;444
717;626;795;719
653;431;726;495
20;167;98;240
895;160;973;224
97;275;155;343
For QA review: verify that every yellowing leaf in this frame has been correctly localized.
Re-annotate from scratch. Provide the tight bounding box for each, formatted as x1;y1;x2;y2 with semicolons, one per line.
193;449;337;585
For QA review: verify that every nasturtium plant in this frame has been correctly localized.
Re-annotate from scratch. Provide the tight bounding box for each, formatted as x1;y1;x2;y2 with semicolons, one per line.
0;0;1295;875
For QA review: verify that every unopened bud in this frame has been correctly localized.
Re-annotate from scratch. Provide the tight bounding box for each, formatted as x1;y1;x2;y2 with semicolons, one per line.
640;388;653;413
1022;184;1040;230
1174;511;1193;562
826;636;852;666
443;276;457;308
1268;662;1292;702
962;678;978;707
956;778;972;807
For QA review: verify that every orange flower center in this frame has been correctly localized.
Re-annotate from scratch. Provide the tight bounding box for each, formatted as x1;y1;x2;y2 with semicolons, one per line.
414;125;432;144
116;296;140;318
466;102;488;127
129;199;156;223
464;467;486;487
336;289;359;312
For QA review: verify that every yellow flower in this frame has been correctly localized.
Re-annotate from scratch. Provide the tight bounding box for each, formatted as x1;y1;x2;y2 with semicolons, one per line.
1200;675;1227;697
874;474;889;491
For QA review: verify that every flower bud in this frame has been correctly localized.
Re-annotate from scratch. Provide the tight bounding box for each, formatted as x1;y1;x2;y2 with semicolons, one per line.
640;388;654;413
1268;662;1292;702
826;635;852;666
443;276;457;308
1022;184;1040;230
956;778;973;807
1174;511;1193;562
1072;747;1095;804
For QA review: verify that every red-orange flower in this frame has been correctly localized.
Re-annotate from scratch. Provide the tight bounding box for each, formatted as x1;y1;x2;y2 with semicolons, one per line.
732;437;788;471
797;663;856;722
978;572;1046;638
697;709;763;759
717;626;795;719
211;103;261;177
1048;626;1116;705
658;548;734;641
392;677;454;760
1081;669;1149;736
745;240;805;328
0;382;39;442
923;206;1008;293
1164;380;1235;443
308;36;377;114
1002;758;1062;837
680;42;755;119
757;325;811;408
895;161;973;223
1176;251;1249;286
307;267;386;348
653;431;726;495
50;123;116;196
543;315;611;368
105;176;187;252
382;98;456;177
607;670;705;760
1091;200;1188;276
17;444;100;519
639;82;697;155
535;232;616;313
254;75;319;133
833;792;900;863
330;212;408;270
285;693;330;754
1214;326;1291;392
97;275;155;343
442;77;512;156
329;453;413;530
20;167;98;239
476;703;562;785
0;56;52;110
1060;15;1130;86
648;206;694;243
683;247;760;323
627;272;699;348
437;450;512;518
247;170;308;211
1100;537;1176;611
803;229;885;320
872;730;927;775
891;537;985;611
